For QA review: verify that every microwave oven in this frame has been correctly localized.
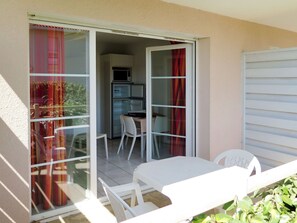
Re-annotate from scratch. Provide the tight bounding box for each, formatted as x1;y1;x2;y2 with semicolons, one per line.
112;67;132;82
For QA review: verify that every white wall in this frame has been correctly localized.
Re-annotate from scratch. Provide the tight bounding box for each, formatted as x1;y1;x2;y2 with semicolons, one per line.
0;1;30;222
197;38;210;160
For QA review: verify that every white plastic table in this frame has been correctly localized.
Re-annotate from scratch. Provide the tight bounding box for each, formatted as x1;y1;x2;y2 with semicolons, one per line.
131;156;250;222
133;156;222;203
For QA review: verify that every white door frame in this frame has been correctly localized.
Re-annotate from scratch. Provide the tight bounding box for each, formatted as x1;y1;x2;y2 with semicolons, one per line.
146;44;195;161
29;20;97;220
29;15;198;220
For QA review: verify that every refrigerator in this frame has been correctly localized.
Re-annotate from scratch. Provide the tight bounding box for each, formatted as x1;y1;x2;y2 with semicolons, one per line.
111;83;131;138
110;83;145;138
130;83;145;111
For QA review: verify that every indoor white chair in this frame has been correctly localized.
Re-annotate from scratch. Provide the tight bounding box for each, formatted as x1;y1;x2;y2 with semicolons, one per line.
118;114;129;152
97;133;109;159
117;116;145;160
98;178;158;222
152;116;169;158
213;149;261;175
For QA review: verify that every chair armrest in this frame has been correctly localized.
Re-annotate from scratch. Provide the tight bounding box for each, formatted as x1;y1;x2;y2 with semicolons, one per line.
111;182;137;193
111;182;144;204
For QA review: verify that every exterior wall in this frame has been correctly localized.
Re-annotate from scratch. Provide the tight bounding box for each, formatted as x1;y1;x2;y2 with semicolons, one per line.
0;1;30;222
1;0;297;221
197;38;210;160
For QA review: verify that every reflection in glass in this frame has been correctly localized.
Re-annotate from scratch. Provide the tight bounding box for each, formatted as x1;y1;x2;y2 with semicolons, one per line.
31;158;90;213
152;115;169;135
29;23;90;215
152;107;185;137
152;107;186;157
151;47;186;157
151;135;185;159
31;121;89;165
30;76;89;119
152;78;185;106
151;49;185;77
30;24;89;74
67;127;90;159
151;50;172;77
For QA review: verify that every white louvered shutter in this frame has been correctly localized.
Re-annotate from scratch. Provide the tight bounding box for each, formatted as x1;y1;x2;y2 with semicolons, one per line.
243;48;297;170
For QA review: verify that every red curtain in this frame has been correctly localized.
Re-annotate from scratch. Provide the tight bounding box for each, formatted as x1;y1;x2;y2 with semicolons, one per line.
170;46;186;156
30;25;67;210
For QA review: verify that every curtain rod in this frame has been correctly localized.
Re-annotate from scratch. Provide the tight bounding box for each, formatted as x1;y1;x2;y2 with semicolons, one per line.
28;12;199;42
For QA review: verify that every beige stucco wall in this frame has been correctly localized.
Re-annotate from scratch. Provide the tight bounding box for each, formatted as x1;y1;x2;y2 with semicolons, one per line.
1;0;297;221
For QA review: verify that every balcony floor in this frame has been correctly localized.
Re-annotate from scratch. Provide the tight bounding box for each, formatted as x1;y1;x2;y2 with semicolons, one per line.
37;137;172;222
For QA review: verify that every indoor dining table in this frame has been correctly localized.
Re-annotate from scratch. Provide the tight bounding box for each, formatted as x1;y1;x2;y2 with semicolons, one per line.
126;112;157;135
131;116;147;134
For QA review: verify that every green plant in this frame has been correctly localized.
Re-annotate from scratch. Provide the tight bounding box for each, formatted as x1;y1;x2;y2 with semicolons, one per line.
64;82;87;116
192;175;297;223
64;82;88;126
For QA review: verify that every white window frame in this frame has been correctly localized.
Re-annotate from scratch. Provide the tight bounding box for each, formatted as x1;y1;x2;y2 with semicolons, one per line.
146;44;195;161
29;20;97;221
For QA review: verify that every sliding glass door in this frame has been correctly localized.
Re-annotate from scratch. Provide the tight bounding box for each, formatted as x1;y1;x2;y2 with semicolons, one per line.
146;44;194;161
29;23;96;217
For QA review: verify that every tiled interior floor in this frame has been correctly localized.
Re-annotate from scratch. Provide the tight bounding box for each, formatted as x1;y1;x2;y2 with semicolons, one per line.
97;137;146;197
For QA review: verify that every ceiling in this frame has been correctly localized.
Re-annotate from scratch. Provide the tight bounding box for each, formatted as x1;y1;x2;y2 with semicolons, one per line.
162;0;297;33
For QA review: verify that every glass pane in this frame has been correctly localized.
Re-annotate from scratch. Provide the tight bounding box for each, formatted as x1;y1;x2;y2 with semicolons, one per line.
152;78;185;106
151;135;185;159
30;24;89;74
31;158;90;214
56;126;90;160
31;121;89;165
113;99;131;138
112;84;131;98
152;107;186;137
30;23;91;216
30;76;89;119
151;48;185;77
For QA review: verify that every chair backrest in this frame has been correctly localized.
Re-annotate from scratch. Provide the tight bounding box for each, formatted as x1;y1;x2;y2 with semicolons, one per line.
99;178;136;222
213;149;261;175
120;114;126;134
153;116;168;133
70;127;88;148
123;116;137;135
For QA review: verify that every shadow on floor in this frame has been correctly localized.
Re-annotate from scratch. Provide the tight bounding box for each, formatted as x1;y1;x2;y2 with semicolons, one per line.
46;191;171;223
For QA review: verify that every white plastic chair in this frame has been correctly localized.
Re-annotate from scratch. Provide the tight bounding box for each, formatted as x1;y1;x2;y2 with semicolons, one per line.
97;133;109;159
118;114;129;152
152;116;169;158
69;128;108;159
70;130;86;156
98;178;158;222
213;149;261;175
117;116;145;160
